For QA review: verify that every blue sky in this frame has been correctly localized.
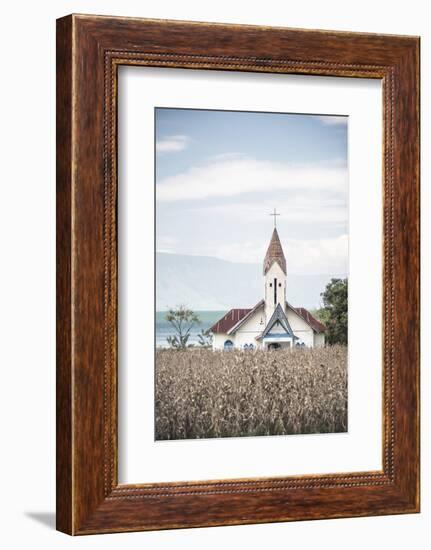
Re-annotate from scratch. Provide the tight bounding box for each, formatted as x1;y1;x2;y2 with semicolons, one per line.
155;108;348;275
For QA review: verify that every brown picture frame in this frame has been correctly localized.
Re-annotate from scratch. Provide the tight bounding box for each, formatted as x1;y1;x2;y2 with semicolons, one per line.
56;14;420;535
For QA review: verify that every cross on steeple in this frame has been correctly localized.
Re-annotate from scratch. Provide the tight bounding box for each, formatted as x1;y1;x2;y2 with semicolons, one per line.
270;208;280;228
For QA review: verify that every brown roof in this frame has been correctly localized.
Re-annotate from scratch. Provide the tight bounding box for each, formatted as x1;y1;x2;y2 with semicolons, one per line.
263;228;286;275
210;308;251;334
210;303;325;335
294;307;326;333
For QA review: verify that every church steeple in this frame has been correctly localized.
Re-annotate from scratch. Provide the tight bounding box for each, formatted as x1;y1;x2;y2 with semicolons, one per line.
263;228;287;276
263;213;287;321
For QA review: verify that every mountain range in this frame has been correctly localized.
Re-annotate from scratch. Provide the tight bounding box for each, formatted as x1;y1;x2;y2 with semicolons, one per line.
156;252;346;311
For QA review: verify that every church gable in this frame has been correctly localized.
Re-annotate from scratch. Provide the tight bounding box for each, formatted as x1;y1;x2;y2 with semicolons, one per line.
209;308;251;334
209;300;264;335
226;300;264;335
271;321;288;334
259;303;296;340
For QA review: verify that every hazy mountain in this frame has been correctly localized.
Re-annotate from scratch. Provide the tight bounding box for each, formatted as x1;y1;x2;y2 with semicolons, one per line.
156;252;346;311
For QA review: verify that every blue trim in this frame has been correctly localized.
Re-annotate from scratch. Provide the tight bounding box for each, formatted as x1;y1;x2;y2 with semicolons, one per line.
261;304;297;339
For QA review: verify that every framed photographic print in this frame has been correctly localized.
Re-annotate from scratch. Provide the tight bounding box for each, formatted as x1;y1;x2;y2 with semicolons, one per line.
56;14;420;534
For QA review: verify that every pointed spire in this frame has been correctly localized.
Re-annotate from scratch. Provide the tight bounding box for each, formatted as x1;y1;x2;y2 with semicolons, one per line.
263;228;286;275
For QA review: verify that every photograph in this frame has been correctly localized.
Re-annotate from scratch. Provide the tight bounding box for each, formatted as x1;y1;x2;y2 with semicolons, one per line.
154;107;349;441
0;0;422;543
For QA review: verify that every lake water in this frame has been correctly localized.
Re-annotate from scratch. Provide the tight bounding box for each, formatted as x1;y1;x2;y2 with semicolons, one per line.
156;310;225;348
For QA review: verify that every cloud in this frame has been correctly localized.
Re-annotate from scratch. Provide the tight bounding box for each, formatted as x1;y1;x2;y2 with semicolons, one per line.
316;115;348;126
156;156;348;202
213;240;268;265
156;135;189;153
190;196;347;226
208;152;244;162
155;155;348;274
286;235;348;274
211;235;348;275
156;235;179;253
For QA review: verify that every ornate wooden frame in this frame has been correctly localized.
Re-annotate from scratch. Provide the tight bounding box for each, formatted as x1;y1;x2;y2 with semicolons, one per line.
56;14;420;535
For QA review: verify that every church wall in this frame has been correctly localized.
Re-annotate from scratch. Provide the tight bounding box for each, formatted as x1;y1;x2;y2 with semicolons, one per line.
313;332;325;348
212;332;229;350
286;307;315;347
211;307;265;350
233;331;262;349
233;307;265;349
213;307;325;350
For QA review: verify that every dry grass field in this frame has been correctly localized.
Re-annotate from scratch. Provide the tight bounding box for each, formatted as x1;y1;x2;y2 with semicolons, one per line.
155;346;347;440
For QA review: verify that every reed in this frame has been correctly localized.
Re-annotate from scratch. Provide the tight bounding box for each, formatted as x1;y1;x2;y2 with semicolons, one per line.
155;346;348;440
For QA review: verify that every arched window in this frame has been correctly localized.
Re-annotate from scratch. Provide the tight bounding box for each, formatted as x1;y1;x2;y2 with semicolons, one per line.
296;341;306;348
224;340;234;351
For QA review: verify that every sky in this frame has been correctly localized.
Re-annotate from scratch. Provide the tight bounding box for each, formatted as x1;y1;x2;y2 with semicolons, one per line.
155;108;348;276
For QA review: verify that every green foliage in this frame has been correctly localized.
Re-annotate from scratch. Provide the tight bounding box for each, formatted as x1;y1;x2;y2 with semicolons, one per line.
318;278;348;345
165;305;201;350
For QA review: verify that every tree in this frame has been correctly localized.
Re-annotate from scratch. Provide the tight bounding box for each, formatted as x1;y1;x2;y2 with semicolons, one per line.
319;278;348;345
165;305;201;349
197;328;213;348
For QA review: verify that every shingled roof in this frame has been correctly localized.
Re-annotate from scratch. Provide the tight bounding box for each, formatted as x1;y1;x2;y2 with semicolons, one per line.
210;302;325;335
294;307;326;333
209;308;252;334
263;228;286;275
210;301;264;334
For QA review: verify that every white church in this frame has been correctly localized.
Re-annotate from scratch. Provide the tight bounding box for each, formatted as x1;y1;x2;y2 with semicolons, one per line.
210;219;326;351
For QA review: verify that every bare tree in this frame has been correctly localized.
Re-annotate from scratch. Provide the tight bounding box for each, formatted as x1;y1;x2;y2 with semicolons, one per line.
165;305;201;349
197;328;213;348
